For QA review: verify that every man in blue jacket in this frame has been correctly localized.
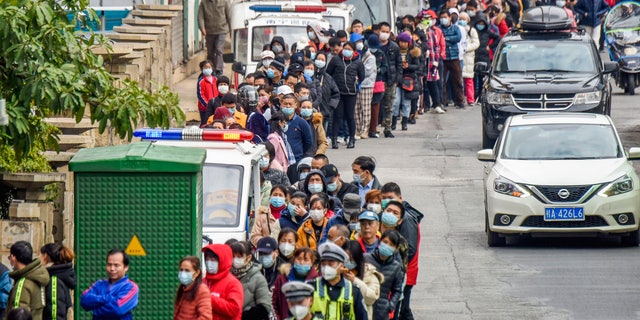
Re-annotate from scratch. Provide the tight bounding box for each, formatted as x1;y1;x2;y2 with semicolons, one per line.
439;9;466;110
80;249;139;320
573;0;609;47
281;93;313;163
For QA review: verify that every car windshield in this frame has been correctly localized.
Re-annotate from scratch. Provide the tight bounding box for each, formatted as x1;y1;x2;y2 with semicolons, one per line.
324;15;346;31
345;0;391;27
202;164;244;227
501;123;622;160
252;26;309;62
494;41;596;73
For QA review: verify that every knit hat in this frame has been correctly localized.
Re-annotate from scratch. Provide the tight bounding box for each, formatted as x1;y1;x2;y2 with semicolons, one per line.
270;57;286;72
213;107;232;121
396;32;412;43
367;34;382;49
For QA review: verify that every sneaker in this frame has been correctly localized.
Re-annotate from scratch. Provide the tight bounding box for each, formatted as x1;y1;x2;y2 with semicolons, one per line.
434;106;446;114
337;137;345;144
384;130;395;138
355;135;361;140
467;102;475;107
456;104;466;110
368;132;379;138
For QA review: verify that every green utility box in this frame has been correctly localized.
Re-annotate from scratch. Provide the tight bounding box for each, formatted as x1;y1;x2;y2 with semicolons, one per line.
70;142;206;320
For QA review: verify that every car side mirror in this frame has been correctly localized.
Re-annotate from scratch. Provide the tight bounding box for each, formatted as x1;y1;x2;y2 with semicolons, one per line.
628;147;640;160
603;61;618;74
477;149;495;162
474;62;490;75
232;61;246;77
222;53;235;64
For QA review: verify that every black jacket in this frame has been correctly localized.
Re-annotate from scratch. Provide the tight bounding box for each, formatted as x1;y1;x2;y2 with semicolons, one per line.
473;18;501;64
44;263;76;320
399;200;424;262
400;45;423;99
326;54;365;96
382;40;403;85
365;250;404;320
311;70;341;119
335;180;359;202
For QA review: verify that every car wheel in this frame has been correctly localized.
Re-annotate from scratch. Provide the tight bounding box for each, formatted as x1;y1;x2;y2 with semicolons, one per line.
482;122;496;149
486;212;506;247
620;228;639;247
628;73;635;96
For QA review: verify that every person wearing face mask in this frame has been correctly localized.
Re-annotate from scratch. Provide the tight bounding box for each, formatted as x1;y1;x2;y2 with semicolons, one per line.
280;94;313;164
291;157;313;190
310;53;341;132
309;242;369;320
366;34;389;138
255;237;280;288
321;193;362;243
40;243;75;320
197;60;219;126
325;41;365;149
364;230;404;320
471;16;500;102
221;93;247;128
438;10;466;110
301;170;328;198
267;112;294;175
320;164;359;202
297;99;328;158
268;58;287;88
343;241;383;320
465;0;486;26
229;242;272;320
296;194;330;250
379;202;409;267
271;192;309;240
250;205;277;249
261;142;291;187
352;156;382;205
379;183;423;320
307;23;330;53
204;75;230;125
350;33;376;140
256;50;275;74
173;256;212;320
280;282;316;320
272;247;319;320
460;11;480;107
378;22;402;138
201;244;243;320
270;37;288;58
364;190;383;215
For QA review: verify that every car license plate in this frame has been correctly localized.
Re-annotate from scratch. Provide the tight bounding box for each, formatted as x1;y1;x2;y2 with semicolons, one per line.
544;207;585;221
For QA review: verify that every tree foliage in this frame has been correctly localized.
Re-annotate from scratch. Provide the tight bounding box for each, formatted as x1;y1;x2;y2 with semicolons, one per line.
0;0;184;166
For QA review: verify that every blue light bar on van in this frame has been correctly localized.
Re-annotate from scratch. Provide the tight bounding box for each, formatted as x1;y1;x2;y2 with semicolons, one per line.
249;4;327;12
134;127;254;142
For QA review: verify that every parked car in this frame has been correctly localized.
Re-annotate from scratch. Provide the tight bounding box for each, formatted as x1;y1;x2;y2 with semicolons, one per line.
478;113;640;247
476;6;618;149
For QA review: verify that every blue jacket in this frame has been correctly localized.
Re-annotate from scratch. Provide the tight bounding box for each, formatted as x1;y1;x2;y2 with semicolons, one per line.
573;0;609;27
80;276;139;320
279;208;308;232
319;209;349;244
441;23;462;60
284;114;313;162
247;111;269;143
0;264;11;310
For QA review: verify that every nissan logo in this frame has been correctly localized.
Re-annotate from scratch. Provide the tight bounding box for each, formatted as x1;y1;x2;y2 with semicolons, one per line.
558;189;571;199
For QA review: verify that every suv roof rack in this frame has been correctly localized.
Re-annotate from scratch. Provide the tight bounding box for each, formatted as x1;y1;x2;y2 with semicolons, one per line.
519;5;572;31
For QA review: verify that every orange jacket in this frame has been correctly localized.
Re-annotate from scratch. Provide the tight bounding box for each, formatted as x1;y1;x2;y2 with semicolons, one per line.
296;217;327;251
173;283;213;320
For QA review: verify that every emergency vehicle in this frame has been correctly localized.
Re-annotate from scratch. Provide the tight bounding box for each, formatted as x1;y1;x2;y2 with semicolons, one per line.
346;0;397;31
133;127;266;244
321;0;355;31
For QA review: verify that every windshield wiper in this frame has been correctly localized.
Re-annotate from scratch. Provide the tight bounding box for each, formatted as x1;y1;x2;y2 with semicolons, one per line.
362;0;376;25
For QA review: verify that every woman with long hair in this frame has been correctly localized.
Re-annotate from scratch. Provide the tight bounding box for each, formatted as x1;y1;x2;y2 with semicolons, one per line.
40;243;75;320
174;256;212;320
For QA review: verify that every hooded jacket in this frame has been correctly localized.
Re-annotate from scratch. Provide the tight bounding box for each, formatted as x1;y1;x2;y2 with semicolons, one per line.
400;201;425;286
6;259;50;320
235;263;272;320
302;170;328;198
272;263;319;320
473;17;501;64
365;250;404;320
80;275;138;320
310;70;341;119
400;45;423;99
462;25;480;78
44;263;75;320
202;244;244;320
326;52;365;96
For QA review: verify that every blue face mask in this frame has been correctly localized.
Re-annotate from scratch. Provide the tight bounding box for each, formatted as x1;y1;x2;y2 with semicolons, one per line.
300;108;313;118
293;263;312;275
304;69;315;78
260;254;275;268
282;107;295;116
270;196;286;208
381;198;391;209
282;123;289;133
259;157;270;169
440;18;450;26
178;271;194;286
267;69;276;78
288;203;297;213
300;172;309;180
343;49;354;58
344;260;357;270
378;242;396;258
327;181;338;192
458;20;467;27
228;107;236;115
353;173;364;184
203;68;213;76
381;211;399;226
205;260;219;274
476;24;486;31
308;183;323;194
310;52;317;60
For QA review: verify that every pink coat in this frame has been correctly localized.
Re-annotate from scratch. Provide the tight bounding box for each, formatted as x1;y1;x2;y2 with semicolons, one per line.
267;132;289;172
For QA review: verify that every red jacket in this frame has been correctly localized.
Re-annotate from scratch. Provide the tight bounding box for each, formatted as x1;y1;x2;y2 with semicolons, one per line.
197;76;218;112
173;283;213;320
202;244;244;320
406;224;421;286
272;265;319;320
433;26;447;60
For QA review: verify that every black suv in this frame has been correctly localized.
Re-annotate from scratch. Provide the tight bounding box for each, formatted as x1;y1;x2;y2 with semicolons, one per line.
476;6;618;149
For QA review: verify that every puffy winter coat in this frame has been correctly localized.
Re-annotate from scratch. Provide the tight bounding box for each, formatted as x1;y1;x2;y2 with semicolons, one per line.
173;283;213;320
360;50;378;88
7;259;50;320
0;264;10;311
473;18;501;64
311;70;341;120
400;45;423;100
44;263;75;320
272;263;319;320
236;263;272;320
296;216;328;251
365;250;404;320
302;112;328;157
326;53;365;96
573;0;609;27
352;263;383;320
382;40;403;85
441;23;462;60
202;244;244;320
400;201;424;286
462;26;480;78
250;206;276;248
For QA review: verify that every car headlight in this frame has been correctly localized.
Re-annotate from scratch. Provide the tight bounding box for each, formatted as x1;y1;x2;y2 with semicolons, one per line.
573;91;602;105
598;174;634;197
493;176;530;198
486;92;513;105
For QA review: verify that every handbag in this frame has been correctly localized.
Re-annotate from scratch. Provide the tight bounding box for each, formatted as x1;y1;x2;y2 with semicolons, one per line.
373;80;385;93
401;76;414;91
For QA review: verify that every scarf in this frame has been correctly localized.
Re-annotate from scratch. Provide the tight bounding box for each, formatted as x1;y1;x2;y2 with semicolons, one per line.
231;262;253;278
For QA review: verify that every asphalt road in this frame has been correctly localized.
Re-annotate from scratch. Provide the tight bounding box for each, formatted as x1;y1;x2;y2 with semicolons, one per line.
325;83;640;319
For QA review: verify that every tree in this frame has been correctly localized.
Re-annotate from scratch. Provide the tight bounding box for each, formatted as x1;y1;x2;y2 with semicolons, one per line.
0;0;184;170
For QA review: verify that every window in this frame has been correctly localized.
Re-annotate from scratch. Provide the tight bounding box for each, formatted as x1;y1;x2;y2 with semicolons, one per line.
235;29;249;65
495;42;596;73
345;0;391;29
202;164;244;227
251;26;310;62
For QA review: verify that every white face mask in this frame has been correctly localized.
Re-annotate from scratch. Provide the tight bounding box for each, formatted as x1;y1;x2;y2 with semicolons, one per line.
379;32;390;41
290;305;310;319
321;265;339;281
279;242;295;256
356;42;364;50
309;209;325;222
367;203;382;214
232;257;245;269
263;59;273;67
218;85;229;95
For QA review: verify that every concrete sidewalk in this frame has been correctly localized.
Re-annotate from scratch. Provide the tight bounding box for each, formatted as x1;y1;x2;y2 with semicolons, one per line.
174;72;201;124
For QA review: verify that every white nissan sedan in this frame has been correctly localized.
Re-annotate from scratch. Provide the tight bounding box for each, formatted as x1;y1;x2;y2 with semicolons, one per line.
478;113;640;246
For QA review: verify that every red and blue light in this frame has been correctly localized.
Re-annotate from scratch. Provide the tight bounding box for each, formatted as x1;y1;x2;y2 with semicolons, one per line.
134;127;254;142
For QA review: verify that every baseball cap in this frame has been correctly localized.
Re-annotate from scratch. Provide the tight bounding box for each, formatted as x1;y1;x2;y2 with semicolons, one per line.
277;85;293;95
358;210;379;221
257;237;277;253
320;164;339;180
